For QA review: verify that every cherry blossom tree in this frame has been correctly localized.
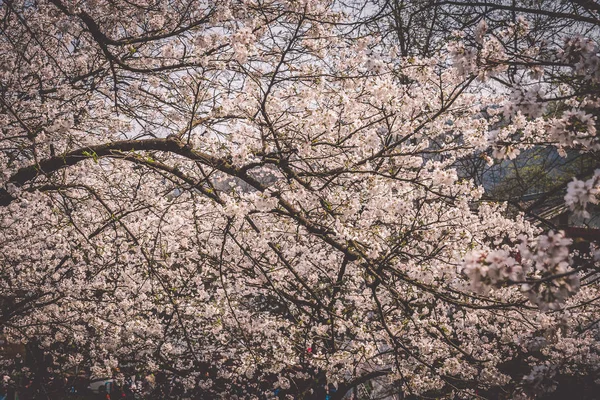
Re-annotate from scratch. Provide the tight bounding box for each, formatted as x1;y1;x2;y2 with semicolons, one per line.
0;0;599;398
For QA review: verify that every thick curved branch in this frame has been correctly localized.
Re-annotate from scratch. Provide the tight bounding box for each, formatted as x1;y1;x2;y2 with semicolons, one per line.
0;137;256;206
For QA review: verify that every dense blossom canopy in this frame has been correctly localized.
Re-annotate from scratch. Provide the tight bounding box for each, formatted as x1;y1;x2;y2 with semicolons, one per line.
0;0;599;398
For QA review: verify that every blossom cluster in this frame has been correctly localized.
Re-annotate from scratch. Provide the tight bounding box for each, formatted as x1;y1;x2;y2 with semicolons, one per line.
464;231;580;310
565;170;600;218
